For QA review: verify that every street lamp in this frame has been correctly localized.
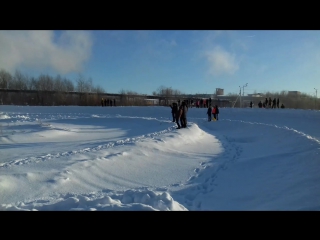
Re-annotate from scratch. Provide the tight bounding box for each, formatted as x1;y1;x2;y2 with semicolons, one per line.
239;83;248;108
242;83;248;97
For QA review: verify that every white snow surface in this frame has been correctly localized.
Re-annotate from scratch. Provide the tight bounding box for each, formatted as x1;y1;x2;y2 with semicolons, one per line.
0;105;320;211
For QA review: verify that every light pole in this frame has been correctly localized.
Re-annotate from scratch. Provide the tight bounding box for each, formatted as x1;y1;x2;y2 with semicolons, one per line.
239;86;241;108
242;83;248;97
315;88;318;109
240;83;247;108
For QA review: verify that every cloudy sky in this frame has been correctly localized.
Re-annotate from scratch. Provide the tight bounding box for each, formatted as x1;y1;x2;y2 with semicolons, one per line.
1;30;320;96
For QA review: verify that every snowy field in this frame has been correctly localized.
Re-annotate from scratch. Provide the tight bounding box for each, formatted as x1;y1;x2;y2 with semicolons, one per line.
0;105;320;211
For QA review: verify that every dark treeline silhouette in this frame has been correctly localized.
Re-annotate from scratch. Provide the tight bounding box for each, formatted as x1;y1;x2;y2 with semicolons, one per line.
0;69;319;109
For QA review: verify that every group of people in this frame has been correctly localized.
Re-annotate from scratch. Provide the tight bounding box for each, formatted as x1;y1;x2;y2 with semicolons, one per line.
257;97;285;108
170;101;220;129
176;98;213;108
170;101;188;129
207;105;219;121
101;98;116;107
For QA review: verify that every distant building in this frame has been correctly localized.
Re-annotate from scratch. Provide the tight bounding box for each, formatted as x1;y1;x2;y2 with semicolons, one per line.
145;99;159;105
216;88;224;96
247;93;264;97
288;91;301;96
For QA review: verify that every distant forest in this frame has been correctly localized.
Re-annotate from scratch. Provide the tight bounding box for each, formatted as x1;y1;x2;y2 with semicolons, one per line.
0;69;319;110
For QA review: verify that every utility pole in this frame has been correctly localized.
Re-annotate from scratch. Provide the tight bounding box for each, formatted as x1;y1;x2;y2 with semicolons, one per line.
239;86;241;108
239;83;247;108
315;88;318;109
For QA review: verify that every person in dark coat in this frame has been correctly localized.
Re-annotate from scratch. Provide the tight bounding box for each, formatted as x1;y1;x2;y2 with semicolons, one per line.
281;103;285;108
258;101;262;108
265;98;268;108
178;101;188;128
272;98;276;108
214;105;219;120
175;104;181;129
207;104;213;121
268;97;272;108
101;98;104;107
277;98;280;108
170;102;178;122
250;101;253;108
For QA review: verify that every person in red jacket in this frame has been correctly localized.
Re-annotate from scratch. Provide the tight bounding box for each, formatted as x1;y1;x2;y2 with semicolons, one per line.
212;105;216;120
212;105;220;120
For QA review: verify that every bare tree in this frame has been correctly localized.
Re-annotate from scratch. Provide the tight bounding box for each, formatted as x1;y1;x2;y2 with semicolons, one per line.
76;74;87;92
76;74;96;105
0;69;12;89
9;70;29;90
53;74;65;92
63;78;75;92
27;77;38;90
37;74;54;91
92;85;105;94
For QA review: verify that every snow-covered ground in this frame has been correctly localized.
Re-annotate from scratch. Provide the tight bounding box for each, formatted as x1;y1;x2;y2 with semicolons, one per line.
1;105;319;211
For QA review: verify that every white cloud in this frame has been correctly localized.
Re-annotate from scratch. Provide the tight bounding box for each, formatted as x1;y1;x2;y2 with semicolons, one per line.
0;30;93;74
205;46;239;76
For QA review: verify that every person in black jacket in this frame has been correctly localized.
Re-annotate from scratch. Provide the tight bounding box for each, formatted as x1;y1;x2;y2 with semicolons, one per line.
268;97;272;108
272;98;276;108
265;98;268;108
207;104;213;121
170;102;178;122
174;104;181;129
214;105;219;121
258;101;262;108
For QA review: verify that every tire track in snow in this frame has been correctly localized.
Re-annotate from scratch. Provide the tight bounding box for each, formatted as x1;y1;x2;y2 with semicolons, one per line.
0;124;178;169
170;117;320;210
223;119;320;145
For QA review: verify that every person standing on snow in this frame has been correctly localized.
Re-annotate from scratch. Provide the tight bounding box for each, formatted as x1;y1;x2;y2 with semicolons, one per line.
213;105;219;121
272;98;276;108
174;104;181;129
178;101;188;128
170;102;178;122
215;105;220;120
207;104;213;121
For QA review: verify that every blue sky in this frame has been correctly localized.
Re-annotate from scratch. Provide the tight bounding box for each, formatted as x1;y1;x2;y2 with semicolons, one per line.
1;30;319;96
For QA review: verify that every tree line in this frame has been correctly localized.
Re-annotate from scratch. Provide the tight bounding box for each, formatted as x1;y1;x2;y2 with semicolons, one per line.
0;69;319;109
